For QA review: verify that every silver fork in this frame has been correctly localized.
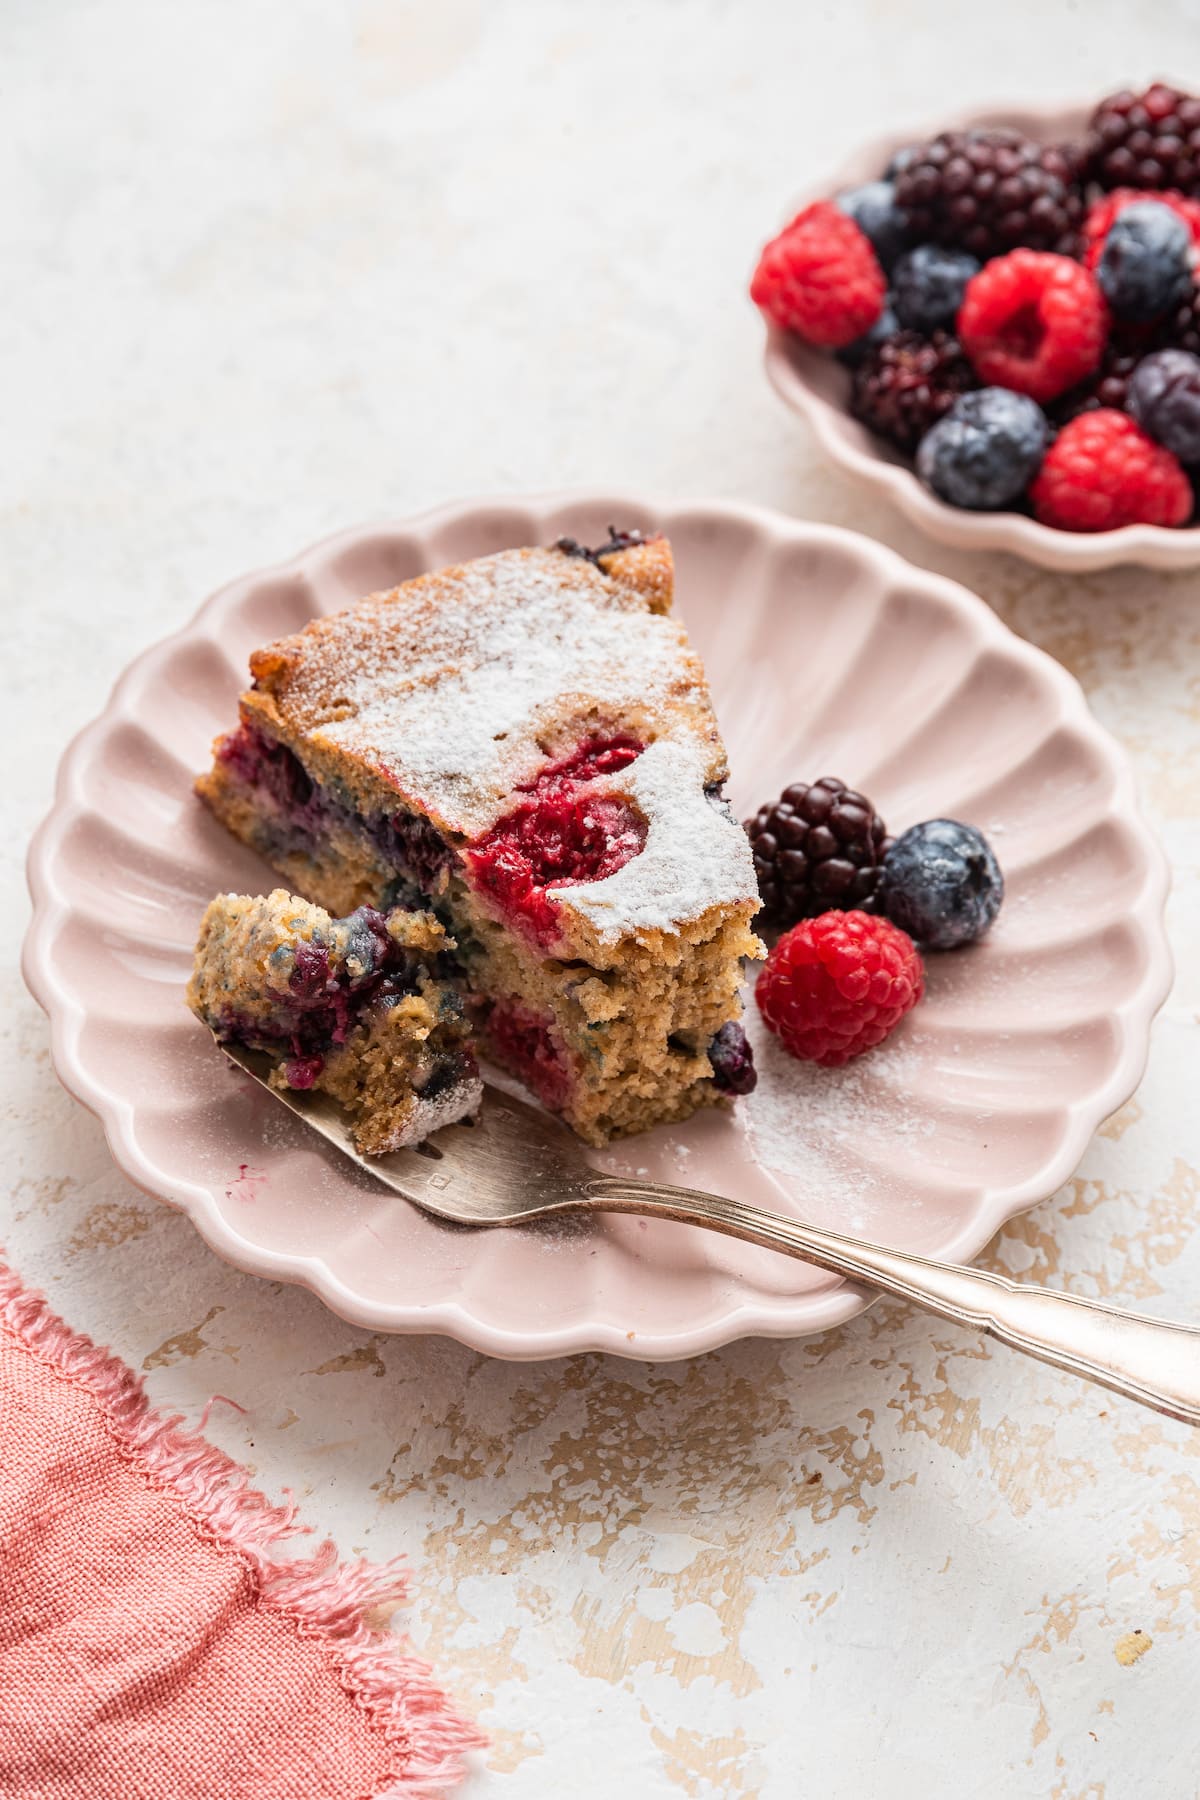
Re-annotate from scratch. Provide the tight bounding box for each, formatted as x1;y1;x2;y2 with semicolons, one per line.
222;1042;1200;1425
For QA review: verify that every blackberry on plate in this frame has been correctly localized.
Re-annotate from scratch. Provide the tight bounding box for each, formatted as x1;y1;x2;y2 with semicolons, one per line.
917;388;1048;510
706;1021;757;1095
1127;347;1200;462
836;180;910;271
1096;201;1194;321
1086;83;1200;194
881;819;1004;950
850;328;978;452
745;777;892;927
892;128;1085;259
892;244;980;332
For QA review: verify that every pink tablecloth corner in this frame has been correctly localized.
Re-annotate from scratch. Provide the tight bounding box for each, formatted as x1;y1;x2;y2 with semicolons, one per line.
0;1254;486;1800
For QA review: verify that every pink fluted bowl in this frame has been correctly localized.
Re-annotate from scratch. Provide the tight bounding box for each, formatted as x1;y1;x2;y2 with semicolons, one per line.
23;497;1172;1359
763;99;1200;572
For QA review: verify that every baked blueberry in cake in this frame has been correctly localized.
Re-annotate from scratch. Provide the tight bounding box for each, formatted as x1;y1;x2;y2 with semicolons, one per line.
196;533;763;1144
187;889;481;1153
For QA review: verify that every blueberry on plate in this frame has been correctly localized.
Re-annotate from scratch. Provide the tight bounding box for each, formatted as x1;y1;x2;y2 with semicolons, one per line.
1127;347;1200;463
881;819;1004;950
1097;202;1193;322
891;244;980;332
836;180;910;271
916;388;1048;510
836;301;900;369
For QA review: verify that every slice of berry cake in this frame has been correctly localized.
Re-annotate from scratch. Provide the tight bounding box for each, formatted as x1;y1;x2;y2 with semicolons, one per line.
187;889;481;1153
196;531;763;1144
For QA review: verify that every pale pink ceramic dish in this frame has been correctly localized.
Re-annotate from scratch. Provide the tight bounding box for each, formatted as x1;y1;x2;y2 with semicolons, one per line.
24;497;1172;1360
763;98;1200;573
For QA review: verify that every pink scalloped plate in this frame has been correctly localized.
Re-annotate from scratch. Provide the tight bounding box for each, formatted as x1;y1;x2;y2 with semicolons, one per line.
763;96;1200;572
23;498;1172;1359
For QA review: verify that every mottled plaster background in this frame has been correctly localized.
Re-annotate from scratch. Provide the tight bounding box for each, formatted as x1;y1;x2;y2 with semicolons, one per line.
4;3;1200;1794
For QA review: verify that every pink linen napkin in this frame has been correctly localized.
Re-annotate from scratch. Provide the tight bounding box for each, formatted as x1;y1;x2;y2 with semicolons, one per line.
0;1256;483;1799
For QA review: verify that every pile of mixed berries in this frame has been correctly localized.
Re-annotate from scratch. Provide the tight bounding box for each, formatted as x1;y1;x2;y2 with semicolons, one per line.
745;778;1003;1065
752;83;1200;531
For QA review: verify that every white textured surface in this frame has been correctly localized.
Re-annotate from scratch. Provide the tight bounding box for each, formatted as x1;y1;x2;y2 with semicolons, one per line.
4;6;1200;1798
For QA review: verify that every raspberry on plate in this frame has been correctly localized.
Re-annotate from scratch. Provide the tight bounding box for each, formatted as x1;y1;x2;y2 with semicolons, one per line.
755;911;924;1068
751;201;887;349
916;387;1048;510
1128;347;1200;461
957;250;1110;404
1029;408;1193;531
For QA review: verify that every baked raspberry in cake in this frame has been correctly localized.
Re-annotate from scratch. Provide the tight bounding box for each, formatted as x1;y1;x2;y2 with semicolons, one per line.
187;889;481;1153
196;532;763;1144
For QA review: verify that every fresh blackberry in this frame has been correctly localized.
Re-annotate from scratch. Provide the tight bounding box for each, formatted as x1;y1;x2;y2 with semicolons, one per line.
1048;345;1142;426
893;129;1085;259
745;777;893;927
1086;83;1200;194
850;328;978;453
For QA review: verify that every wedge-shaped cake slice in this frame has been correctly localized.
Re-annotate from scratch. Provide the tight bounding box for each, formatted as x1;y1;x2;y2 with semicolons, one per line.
188;889;481;1153
197;532;763;1143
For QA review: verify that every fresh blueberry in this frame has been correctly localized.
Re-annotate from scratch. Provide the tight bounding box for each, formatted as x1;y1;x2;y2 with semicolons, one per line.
891;244;980;332
836;300;900;368
706;1021;757;1095
916;388;1049;510
1127;347;1200;462
881;820;1004;950
836;180;909;271
1097;202;1193;322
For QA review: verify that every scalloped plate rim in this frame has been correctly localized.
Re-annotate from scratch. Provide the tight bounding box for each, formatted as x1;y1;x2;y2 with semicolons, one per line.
22;494;1174;1359
760;92;1200;572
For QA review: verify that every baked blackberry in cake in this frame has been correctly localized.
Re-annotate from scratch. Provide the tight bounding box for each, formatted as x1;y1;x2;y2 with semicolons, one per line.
187;889;481;1153
196;534;763;1144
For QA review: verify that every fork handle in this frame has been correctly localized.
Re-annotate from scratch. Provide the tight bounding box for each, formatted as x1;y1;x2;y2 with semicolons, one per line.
585;1178;1200;1426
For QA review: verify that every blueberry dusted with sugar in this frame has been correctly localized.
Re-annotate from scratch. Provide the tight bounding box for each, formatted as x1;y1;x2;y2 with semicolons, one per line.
745;777;892;927
892;244;981;332
881;820;1004;950
916;387;1049;509
837;180;910;271
1127;347;1200;461
706;1021;757;1095
1096;201;1194;321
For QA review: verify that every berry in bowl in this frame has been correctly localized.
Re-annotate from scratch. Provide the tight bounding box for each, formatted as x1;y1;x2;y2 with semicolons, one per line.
757;84;1200;570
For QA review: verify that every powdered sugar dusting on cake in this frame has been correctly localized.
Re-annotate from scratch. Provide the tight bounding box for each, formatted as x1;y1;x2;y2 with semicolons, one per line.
556;739;758;939
390;1072;483;1147
285;549;716;836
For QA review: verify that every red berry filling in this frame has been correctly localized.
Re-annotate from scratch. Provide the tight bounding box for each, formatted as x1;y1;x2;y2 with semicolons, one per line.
484;1001;571;1112
468;736;647;947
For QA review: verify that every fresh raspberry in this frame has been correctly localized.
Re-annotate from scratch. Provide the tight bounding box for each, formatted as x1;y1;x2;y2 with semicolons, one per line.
957;250;1109;404
751;201;887;349
1081;187;1200;271
1029;409;1192;531
755;911;924;1067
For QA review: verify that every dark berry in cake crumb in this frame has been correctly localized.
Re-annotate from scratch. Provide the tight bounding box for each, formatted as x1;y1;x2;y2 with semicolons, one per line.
1095;201;1194;322
836;301;900;369
850;328;978;452
892;245;980;333
706;1021;757;1095
892;128;1085;259
1086;84;1200;195
1030;408;1193;530
881;820;1003;950
957;250;1109;405
916;388;1048;510
556;528;648;566
751;201;887;348
745;777;892;928
340;906;393;984
288;939;333;1002
836;180;910;272
756;911;924;1067
1127;347;1200;462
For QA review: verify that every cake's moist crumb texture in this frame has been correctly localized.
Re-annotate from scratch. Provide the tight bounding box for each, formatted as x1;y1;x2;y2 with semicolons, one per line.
187;888;481;1153
196;536;762;1144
